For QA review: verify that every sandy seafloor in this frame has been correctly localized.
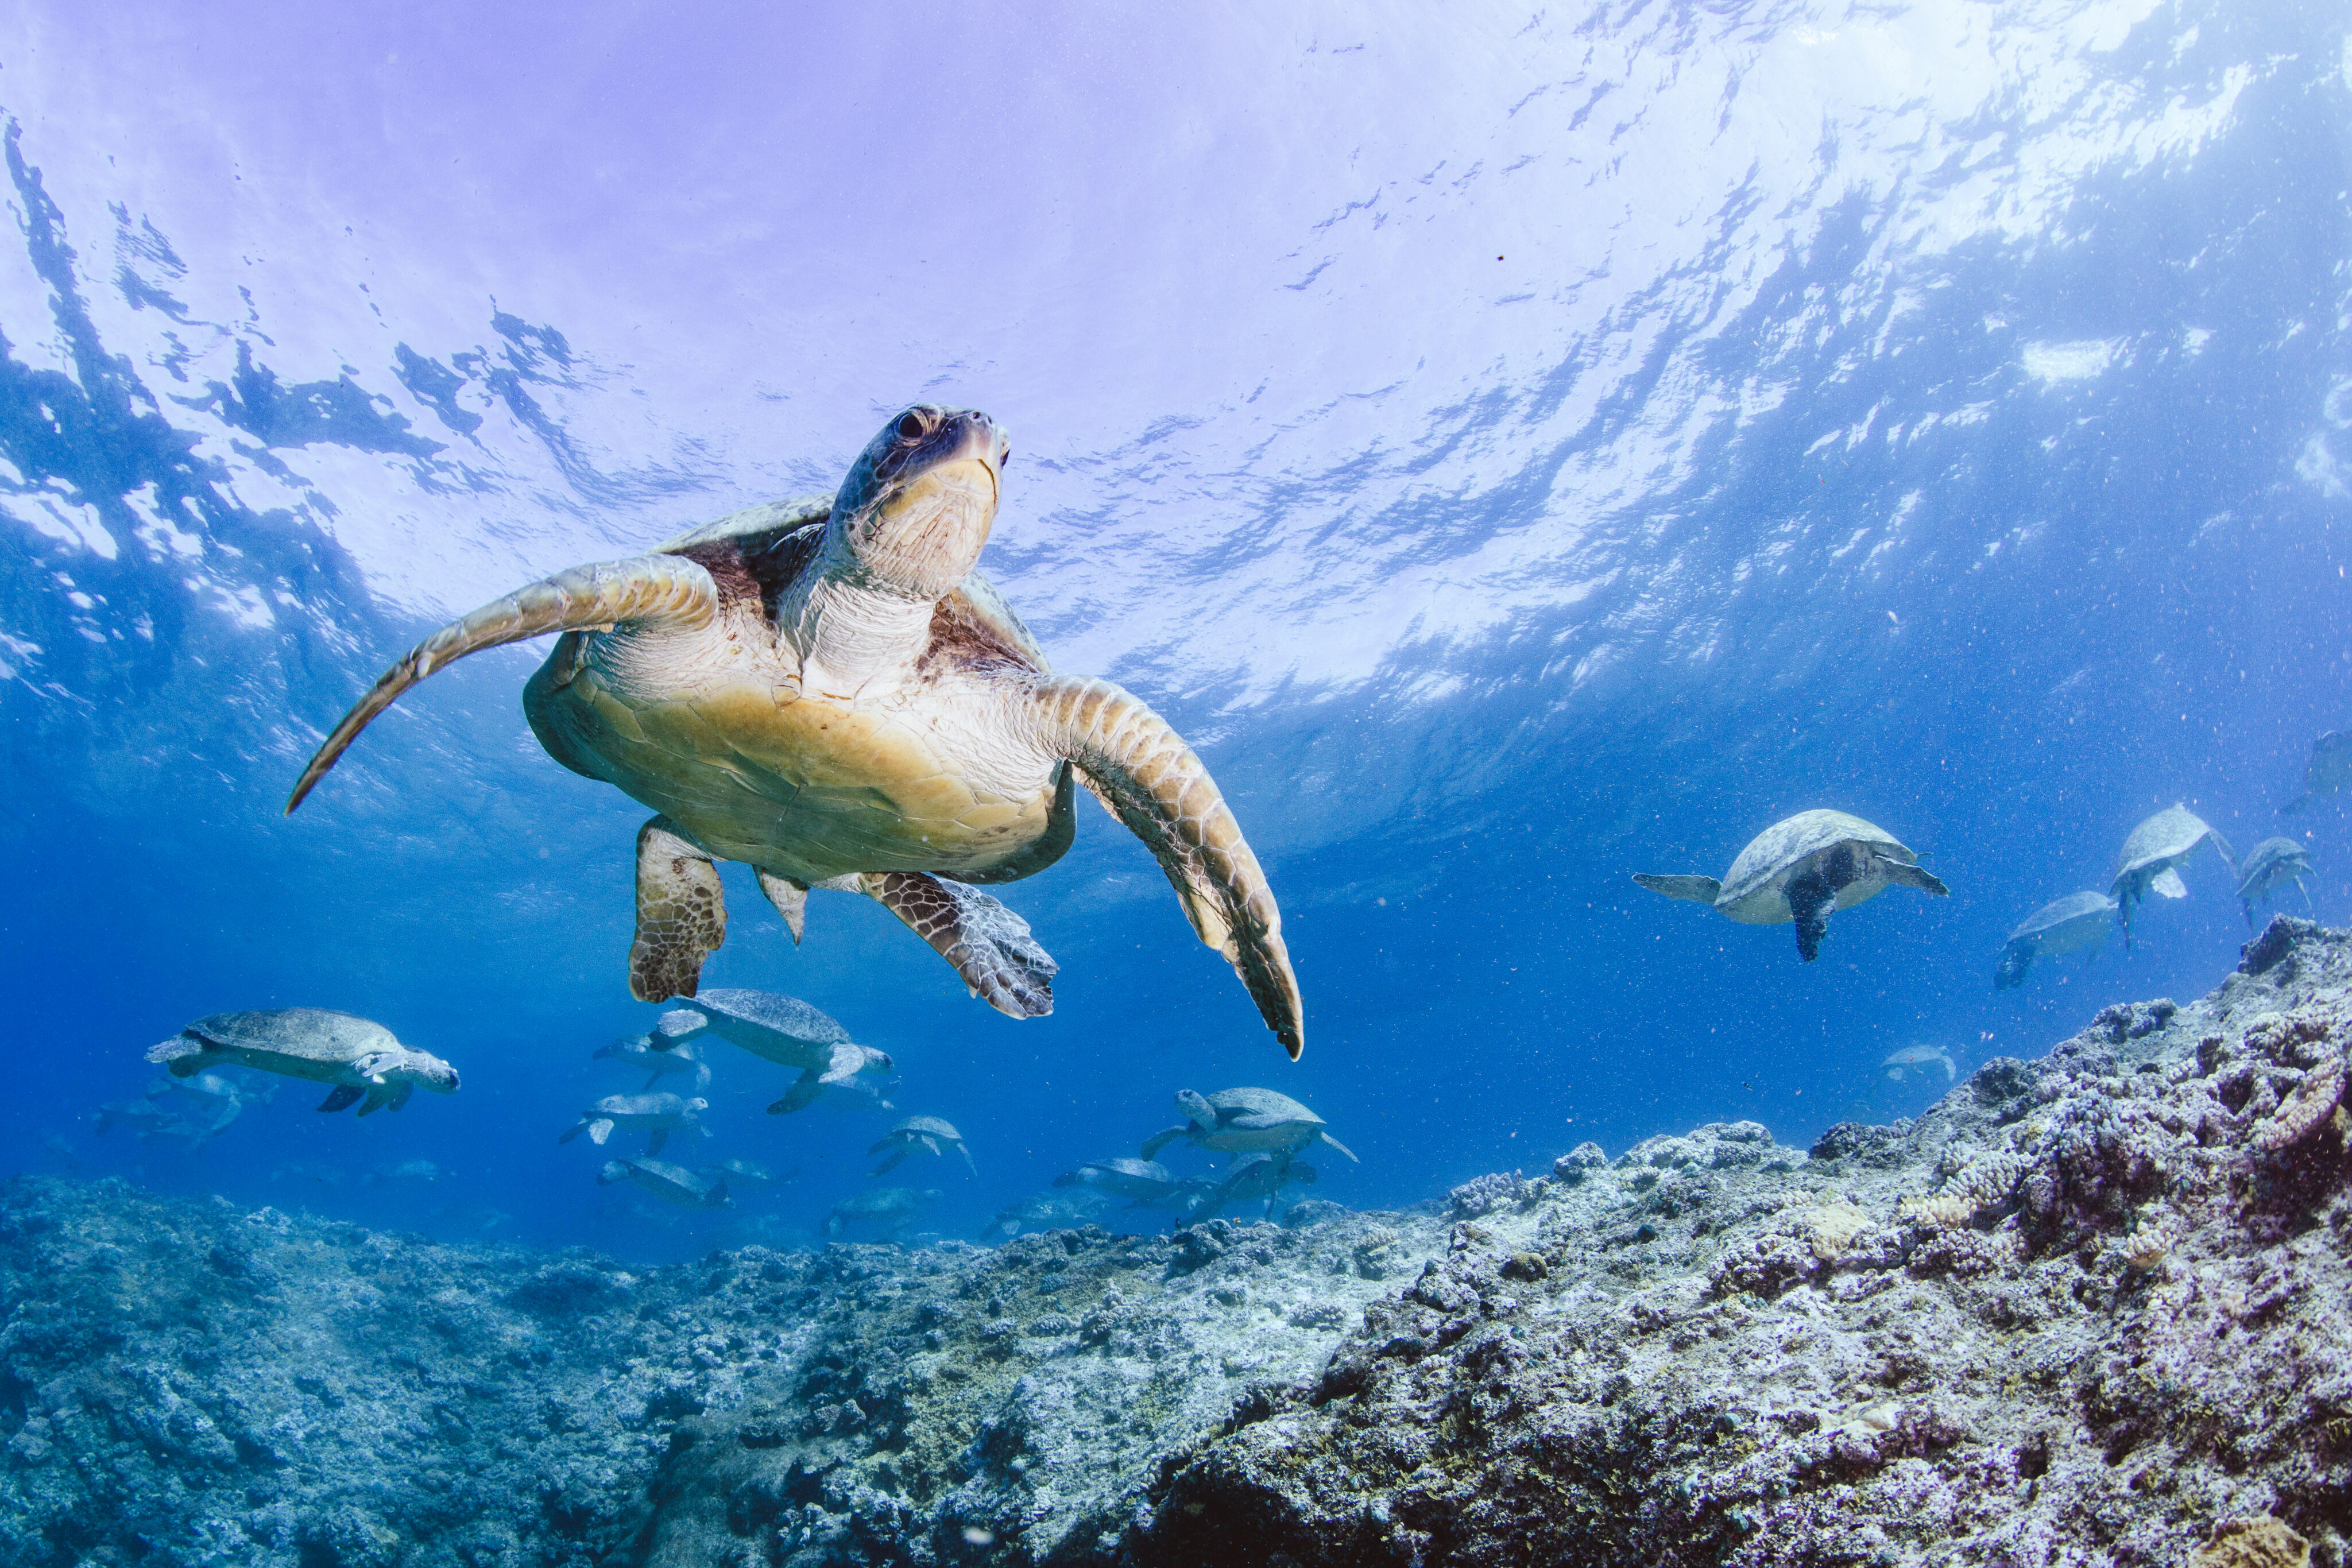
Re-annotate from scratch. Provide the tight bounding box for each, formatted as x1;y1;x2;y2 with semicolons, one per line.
5;916;2349;1568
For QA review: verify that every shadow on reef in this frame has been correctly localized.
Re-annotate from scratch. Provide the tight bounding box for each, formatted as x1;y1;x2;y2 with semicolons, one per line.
3;919;2350;1568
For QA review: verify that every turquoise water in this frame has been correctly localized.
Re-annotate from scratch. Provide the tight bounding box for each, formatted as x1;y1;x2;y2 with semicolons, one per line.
2;1;2347;1261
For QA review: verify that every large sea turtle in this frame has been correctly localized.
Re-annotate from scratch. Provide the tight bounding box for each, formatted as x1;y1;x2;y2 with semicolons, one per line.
285;406;1304;1058
2236;836;2315;925
1139;1087;1359;1163
1634;810;1949;962
657;989;893;1115
1994;891;2118;990
1054;1156;1189;1205
2281;730;2351;815
147;1009;459;1116
2110;804;2237;946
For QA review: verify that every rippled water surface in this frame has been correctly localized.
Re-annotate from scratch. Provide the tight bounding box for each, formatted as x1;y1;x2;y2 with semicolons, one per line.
3;1;2348;1259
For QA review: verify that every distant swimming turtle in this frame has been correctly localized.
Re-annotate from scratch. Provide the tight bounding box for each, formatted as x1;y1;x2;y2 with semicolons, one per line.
658;990;893;1114
1185;1151;1317;1224
868;1116;976;1176
2237;836;2315;926
1994;891;2118;989
557;1091;708;1156
598;1157;732;1210
1879;1044;1955;1083
2281;730;2352;815
147;1008;459;1116
1054;1156;1189;1205
286;405;1303;1058
825;1186;939;1240
1139;1087;1359;1163
93;1098;192;1141
594;1033;711;1093
702;1157;793;1187
2110;804;2237;946
1635;810;1950;962
979;1186;1115;1242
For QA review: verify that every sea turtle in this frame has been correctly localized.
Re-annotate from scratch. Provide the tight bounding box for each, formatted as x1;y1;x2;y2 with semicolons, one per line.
2237;836;2316;925
1879;1045;1955;1083
978;1186;1115;1242
868;1116;977;1176
1185;1151;1317;1224
702;1157;794;1187
1139;1087;1359;1163
556;1091;707;1156
285;405;1305;1058
1994;891;2118;989
593;1033;711;1093
2110;804;2237;946
1634;810;1950;962
93;1098;197;1142
146;1008;460;1115
825;1186;939;1240
1054;1156;1189;1205
2281;730;2352;815
657;990;893;1115
597;1157;732;1210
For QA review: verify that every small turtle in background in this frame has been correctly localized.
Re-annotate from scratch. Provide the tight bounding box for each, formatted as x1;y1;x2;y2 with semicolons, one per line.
598;1157;732;1210
1634;809;1949;962
979;1186;1115;1242
703;1157;794;1188
594;1033;711;1093
1185;1151;1317;1224
2110;804;2237;947
1994;891;2119;989
1140;1087;1360;1163
869;1116;977;1177
1880;1044;1955;1083
657;990;893;1115
93;1098;200;1143
558;1092;707;1156
2237;837;2316;925
825;1186;939;1240
1055;1157;1190;1206
148;1008;459;1116
2281;730;2352;815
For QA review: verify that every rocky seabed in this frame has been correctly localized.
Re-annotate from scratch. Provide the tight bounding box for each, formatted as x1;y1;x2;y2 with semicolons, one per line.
7;919;2351;1567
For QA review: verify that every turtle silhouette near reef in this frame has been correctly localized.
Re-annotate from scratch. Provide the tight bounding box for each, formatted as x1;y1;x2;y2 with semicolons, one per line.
2236;837;2315;926
2281;730;2351;815
1635;809;1949;962
1994;891;2118;990
286;405;1303;1058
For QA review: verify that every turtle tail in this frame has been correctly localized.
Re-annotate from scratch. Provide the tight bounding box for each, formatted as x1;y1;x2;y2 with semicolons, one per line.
285;555;719;812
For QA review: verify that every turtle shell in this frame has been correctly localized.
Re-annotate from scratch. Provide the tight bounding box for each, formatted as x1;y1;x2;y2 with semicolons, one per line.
1716;810;1922;920
689;989;852;1048
2112;806;2229;886
1204;1087;1323;1129
2006;892;2117;948
185;1007;399;1067
2238;837;2310;891
892;1116;962;1143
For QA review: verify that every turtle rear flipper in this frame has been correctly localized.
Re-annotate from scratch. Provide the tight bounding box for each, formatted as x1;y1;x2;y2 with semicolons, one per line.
318;1086;363;1113
630;816;727;1002
1030;677;1303;1059
2150;868;2189;899
1634;873;1722;904
858;872;1057;1019
872;1147;909;1177
646;1129;669;1158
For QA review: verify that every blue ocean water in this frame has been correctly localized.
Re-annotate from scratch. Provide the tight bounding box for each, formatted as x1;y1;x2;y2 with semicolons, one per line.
1;1;2347;1264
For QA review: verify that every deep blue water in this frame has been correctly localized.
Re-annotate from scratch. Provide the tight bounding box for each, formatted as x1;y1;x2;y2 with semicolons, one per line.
2;1;2349;1262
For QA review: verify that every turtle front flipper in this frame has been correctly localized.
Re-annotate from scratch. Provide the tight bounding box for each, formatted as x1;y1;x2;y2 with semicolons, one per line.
1317;1130;1361;1163
1786;845;1864;962
1027;677;1304;1058
757;871;810;944
285;554;718;812
857;872;1057;1019
631;816;728;1002
1139;1125;1189;1162
768;1070;826;1116
1633;874;1723;904
318;1086;363;1113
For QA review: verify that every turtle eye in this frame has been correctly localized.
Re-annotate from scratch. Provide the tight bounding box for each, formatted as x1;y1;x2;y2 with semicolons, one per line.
896;411;929;442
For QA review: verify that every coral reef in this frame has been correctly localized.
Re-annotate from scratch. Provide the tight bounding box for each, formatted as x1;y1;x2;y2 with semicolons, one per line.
5;916;2351;1566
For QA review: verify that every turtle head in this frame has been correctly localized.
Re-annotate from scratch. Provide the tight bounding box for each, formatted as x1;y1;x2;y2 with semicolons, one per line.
1175;1089;1218;1131
827;405;1008;599
402;1050;462;1096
